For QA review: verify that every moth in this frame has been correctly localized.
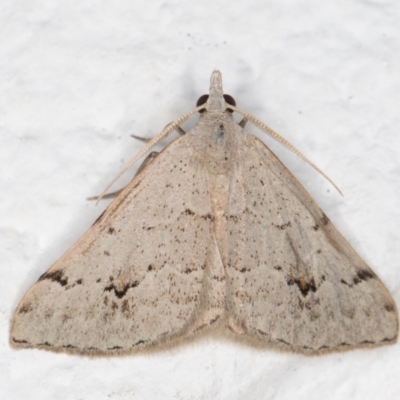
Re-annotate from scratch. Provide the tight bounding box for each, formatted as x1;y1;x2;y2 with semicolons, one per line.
11;71;398;355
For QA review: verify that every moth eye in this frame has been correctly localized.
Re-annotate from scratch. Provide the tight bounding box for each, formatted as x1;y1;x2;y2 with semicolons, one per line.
223;94;236;113
196;94;209;113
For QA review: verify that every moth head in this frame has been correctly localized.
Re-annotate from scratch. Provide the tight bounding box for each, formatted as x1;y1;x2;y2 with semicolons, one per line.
196;94;236;113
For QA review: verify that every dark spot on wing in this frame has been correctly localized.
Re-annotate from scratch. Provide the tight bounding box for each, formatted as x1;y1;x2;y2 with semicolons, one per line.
321;213;329;225
104;250;110;256
277;338;290;346
381;337;397;343
104;281;140;299
356;269;375;281
211;275;225;282
193;323;209;332
86;346;99;351
18;303;32;314
352;276;362;285
228;215;239;223
227;325;236;334
350;269;375;285
342;269;376;287
287;276;317;297
313;224;319;231
385;304;395;312
201;213;215;221
209;316;220;325
183;208;214;221
273;221;291;230
39;270;68;287
108;227;115;234
133;340;146;347
183;266;198;274
12;339;28;344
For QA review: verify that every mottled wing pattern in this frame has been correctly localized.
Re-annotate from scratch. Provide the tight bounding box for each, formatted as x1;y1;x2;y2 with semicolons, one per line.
226;133;398;354
11;136;214;355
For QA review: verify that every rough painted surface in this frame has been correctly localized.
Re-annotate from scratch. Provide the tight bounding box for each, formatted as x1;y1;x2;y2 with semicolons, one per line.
2;1;400;399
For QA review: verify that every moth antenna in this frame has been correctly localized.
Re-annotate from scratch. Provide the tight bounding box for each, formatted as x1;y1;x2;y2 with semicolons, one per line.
96;104;205;204
228;104;343;196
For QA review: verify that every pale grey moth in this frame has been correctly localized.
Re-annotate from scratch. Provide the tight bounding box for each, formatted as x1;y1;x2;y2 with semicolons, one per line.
10;71;398;355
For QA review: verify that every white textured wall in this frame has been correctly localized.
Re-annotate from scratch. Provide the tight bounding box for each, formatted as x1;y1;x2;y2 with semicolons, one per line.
1;1;400;399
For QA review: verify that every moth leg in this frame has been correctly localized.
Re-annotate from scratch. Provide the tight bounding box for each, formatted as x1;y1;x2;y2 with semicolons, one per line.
164;123;186;136
87;151;159;201
87;188;124;200
131;134;151;142
90;124;187;201
174;126;186;136
238;118;248;128
131;125;186;142
134;151;159;175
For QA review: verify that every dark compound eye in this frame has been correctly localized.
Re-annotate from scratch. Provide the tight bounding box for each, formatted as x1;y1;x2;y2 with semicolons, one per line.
223;94;236;106
196;94;209;113
224;94;236;112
